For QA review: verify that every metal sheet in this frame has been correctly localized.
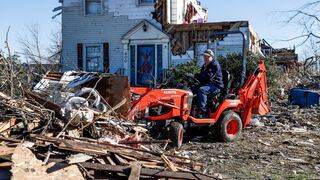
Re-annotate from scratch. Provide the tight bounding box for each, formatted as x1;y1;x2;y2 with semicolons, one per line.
87;75;130;118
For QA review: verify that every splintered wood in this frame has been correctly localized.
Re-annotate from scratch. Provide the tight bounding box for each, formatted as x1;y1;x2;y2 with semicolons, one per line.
0;90;216;179
0;135;214;179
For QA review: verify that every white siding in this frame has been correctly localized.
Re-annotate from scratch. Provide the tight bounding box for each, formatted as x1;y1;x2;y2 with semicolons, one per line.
61;0;169;74
61;5;142;72
106;0;154;20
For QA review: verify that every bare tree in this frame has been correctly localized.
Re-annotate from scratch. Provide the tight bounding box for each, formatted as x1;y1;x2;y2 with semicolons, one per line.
18;23;61;80
19;24;45;63
1;27;31;97
47;28;62;67
301;38;320;74
285;1;320;45
4;27;14;96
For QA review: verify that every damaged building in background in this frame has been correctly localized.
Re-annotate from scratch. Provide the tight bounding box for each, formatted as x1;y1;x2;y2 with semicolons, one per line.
273;48;299;71
58;0;263;86
260;39;300;72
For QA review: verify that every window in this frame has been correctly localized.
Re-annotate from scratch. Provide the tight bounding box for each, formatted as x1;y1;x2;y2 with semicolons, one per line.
86;45;103;72
85;0;102;15
138;0;155;5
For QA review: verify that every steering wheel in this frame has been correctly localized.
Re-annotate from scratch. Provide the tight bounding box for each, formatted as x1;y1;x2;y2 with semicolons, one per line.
183;74;201;85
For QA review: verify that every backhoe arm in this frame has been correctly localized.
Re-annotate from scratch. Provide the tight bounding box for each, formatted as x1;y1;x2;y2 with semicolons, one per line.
238;60;270;127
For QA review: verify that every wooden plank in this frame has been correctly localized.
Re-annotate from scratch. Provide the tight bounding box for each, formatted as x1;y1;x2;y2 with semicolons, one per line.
141;163;165;170
31;136;164;162
113;154;129;165
31;135;196;165
118;139;170;145
128;162;141;180
161;154;178;172
119;154;137;162
0;116;16;133
0;155;12;162
138;160;162;166
0;136;23;143
79;162;216;180
0;146;15;156
0;162;12;169
105;156;116;166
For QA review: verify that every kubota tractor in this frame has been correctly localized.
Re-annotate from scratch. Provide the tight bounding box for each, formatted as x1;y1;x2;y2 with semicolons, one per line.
128;32;270;148
128;59;270;148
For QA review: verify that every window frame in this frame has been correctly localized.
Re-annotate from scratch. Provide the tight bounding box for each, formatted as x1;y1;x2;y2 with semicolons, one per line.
137;0;155;6
84;0;103;15
84;44;104;72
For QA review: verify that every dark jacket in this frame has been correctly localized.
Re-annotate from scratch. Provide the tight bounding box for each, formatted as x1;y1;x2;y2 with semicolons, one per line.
197;60;224;89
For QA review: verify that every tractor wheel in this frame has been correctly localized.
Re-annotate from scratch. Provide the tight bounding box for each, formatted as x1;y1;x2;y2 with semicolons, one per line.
169;122;184;148
217;111;242;142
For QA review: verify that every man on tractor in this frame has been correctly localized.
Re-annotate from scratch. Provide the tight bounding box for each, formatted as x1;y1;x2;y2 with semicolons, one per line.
195;49;224;118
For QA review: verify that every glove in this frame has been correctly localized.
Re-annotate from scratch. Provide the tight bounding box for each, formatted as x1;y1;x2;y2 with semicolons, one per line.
185;73;194;78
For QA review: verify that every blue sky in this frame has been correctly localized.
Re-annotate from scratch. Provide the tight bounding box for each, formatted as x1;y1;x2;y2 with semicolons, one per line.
0;0;60;55
0;0;314;58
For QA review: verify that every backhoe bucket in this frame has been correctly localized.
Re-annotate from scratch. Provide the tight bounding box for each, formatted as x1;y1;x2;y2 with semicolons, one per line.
253;96;270;115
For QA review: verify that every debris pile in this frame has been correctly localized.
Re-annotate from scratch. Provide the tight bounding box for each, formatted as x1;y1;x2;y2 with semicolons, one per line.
264;102;320;131
176;100;320;179
0;71;214;179
276;72;320;95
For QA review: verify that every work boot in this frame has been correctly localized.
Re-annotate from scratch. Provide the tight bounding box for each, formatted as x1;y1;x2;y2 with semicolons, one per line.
197;110;209;118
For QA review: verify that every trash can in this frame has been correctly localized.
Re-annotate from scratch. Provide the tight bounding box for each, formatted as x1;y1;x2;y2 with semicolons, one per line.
289;88;320;107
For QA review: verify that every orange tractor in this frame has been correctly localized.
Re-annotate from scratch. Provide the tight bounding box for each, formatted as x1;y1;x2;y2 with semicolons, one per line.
128;59;270;148
128;32;270;148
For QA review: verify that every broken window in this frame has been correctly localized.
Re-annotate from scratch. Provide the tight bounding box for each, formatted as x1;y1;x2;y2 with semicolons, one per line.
86;45;103;72
85;0;102;15
138;0;155;5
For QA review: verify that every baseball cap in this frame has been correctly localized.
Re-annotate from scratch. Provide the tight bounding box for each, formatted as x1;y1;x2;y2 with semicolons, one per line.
202;49;214;57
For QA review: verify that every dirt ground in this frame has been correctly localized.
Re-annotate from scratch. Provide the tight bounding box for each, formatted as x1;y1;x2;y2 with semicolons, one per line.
175;101;320;179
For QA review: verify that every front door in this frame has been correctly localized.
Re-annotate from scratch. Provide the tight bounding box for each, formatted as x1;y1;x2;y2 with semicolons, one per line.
137;45;156;85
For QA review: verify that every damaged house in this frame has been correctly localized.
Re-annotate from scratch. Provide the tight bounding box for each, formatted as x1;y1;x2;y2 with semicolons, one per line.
59;0;207;86
59;0;262;85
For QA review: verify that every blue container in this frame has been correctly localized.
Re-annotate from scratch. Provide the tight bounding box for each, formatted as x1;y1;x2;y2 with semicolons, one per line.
289;88;320;107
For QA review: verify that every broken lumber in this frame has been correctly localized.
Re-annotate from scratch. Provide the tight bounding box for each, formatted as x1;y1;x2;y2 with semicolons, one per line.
161;154;178;171
79;162;216;180
31;135;200;167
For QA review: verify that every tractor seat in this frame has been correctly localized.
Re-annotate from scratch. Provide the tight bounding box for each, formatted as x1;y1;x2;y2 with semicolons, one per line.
209;70;232;98
221;70;237;100
208;70;235;108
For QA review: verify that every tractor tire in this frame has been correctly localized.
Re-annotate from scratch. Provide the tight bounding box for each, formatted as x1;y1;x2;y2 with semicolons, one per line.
216;111;242;142
169;122;184;148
